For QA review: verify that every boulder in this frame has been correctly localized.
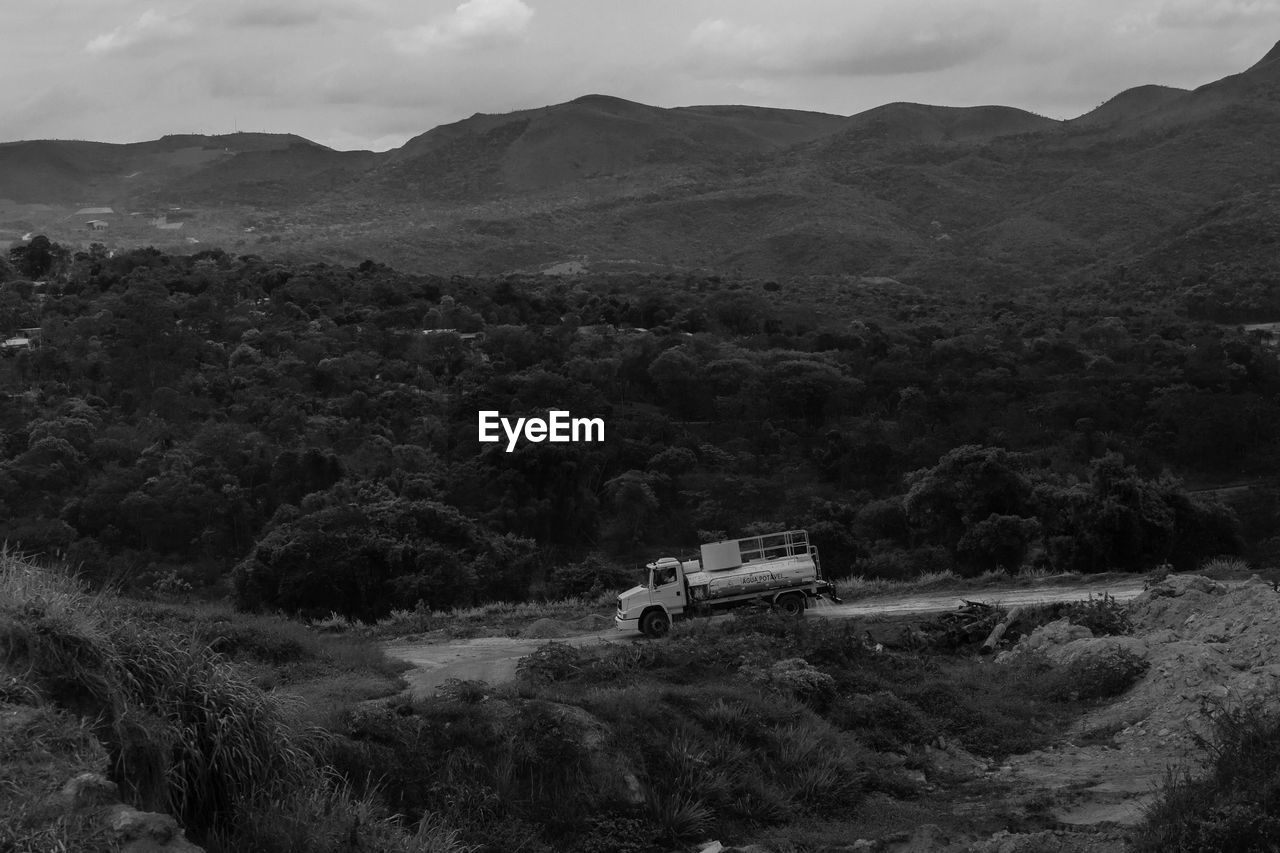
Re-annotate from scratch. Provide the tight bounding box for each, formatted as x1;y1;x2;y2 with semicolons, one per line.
106;803;204;852
59;771;119;810
1043;635;1150;668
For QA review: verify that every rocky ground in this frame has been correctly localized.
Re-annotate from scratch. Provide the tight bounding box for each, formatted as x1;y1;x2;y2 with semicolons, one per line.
683;574;1280;852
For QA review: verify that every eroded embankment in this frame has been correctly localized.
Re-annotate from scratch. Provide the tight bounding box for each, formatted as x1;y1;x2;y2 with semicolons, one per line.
994;575;1280;833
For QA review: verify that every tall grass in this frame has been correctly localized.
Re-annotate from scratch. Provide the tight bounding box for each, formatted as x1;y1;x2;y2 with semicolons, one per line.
2;551;316;835
370;590;620;638
834;565;1091;601
1;550;470;852
836;569;960;599
1197;555;1251;578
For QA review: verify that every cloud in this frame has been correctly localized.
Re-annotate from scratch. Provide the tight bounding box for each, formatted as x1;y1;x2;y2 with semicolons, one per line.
687;5;1007;78
228;6;324;29
85;9;191;55
220;0;385;30
1156;0;1280;27
393;0;534;52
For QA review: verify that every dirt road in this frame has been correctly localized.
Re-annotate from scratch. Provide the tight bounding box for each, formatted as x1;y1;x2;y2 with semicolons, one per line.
385;632;620;697
385;578;1149;697
809;577;1147;619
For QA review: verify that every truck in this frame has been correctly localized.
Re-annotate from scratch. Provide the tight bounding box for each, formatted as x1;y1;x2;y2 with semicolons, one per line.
615;529;841;637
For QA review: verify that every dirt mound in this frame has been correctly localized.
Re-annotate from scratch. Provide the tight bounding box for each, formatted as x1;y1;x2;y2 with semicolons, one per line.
1020;575;1280;748
996;574;1280;827
1104;576;1280;740
518;618;574;639
568;613;612;631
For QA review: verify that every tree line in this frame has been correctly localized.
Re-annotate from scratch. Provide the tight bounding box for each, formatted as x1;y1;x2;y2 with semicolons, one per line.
0;241;1266;618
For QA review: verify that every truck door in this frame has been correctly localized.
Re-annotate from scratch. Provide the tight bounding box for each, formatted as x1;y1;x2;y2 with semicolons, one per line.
650;560;686;614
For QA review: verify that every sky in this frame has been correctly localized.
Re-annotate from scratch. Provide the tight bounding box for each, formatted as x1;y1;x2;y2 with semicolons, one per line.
4;0;1278;151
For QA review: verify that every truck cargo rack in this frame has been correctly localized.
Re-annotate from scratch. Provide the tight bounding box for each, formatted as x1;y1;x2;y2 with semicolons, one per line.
737;530;811;564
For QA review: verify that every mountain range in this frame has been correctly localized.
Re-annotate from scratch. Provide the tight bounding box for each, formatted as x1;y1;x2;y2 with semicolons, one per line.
3;41;1280;285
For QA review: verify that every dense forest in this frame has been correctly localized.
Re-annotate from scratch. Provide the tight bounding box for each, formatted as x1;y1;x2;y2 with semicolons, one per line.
0;239;1271;618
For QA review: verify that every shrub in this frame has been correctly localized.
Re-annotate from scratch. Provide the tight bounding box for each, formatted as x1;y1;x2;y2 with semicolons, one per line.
1135;698;1280;852
650;793;712;843
572;813;651;853
1064;593;1132;636
516;641;586;684
546;555;633;598
855;549;916;581
1053;647;1148;701
830;691;935;750
738;657;836;708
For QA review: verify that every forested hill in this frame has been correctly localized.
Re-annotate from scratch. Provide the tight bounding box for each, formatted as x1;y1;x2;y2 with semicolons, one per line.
0;244;1271;617
4;42;1280;284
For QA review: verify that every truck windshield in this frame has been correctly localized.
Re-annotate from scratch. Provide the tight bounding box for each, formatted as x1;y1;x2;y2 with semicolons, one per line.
650;566;676;588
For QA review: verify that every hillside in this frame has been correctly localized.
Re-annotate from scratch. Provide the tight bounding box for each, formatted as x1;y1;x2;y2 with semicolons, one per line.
4;40;1280;285
376;95;847;200
837;102;1060;144
1070;84;1189;128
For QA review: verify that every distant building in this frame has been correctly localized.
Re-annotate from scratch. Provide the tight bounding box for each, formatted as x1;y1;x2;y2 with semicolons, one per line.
152;213;187;229
422;329;486;344
86;220;108;231
1;329;40;352
75;206;114;216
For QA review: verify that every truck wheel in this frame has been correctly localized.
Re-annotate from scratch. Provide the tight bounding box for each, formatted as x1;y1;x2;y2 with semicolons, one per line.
776;593;806;617
640;609;670;638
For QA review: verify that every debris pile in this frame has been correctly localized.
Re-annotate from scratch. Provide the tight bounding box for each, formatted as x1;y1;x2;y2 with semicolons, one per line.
899;600;1009;651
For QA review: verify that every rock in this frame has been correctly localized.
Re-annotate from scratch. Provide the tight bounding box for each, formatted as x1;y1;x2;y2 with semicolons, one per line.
1044;635;1149;668
969;828;1128;853
923;742;989;780
1146;575;1224;598
59;771;119;810
107;804;178;841
105;804;204;852
37;771;203;851
1019;619;1093;654
623;771;645;805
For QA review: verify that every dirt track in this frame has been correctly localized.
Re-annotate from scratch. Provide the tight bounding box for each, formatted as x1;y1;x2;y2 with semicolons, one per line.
809;577;1148;619
384;578;1150;697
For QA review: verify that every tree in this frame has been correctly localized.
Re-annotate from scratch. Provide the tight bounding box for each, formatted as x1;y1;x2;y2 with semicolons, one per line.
232;490;536;619
12;235;55;279
904;445;1035;556
766;358;861;426
602;469;664;548
1039;454;1241;573
955;514;1042;575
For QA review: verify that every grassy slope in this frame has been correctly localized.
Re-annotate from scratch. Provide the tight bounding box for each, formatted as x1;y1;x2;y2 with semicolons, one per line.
0;550;465;852
4;547;1125;852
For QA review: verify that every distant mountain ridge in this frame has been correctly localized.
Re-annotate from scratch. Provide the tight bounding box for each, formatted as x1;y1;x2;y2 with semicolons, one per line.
3;40;1279;286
